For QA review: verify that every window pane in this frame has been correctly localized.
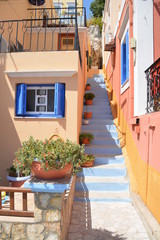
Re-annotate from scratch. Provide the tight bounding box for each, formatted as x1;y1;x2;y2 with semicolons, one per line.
47;89;54;112
36;106;46;112
38;97;46;104
27;90;35;111
37;89;46;95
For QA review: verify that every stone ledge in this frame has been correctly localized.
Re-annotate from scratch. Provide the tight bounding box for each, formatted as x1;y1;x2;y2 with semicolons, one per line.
131;192;160;240
24;175;72;193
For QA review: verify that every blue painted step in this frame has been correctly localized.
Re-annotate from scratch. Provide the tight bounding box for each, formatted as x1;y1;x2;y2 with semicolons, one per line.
81;125;117;131
94;156;125;165
81;130;118;138
77;168;126;177
74;198;130;203
91;138;119;146
85;146;122;155
75;182;129;192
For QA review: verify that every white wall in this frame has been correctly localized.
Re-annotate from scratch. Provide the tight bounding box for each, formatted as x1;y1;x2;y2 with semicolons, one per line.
133;0;153;116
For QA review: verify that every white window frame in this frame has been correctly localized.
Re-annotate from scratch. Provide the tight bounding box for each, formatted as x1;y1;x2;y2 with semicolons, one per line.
120;22;130;94
26;86;55;115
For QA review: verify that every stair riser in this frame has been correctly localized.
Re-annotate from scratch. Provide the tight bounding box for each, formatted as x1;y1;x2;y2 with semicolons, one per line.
91;139;119;146
91;115;113;119
81;131;118;138
75;182;129;192
94;157;124;165
78;168;126;177
74;191;130;199
81;125;117;131
85;148;122;155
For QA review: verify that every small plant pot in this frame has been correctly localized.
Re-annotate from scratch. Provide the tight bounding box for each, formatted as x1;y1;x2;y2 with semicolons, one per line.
85;100;93;105
81;138;90;145
84;112;92;119
83;119;89;125
85;85;91;90
81;160;94;167
6;175;31;187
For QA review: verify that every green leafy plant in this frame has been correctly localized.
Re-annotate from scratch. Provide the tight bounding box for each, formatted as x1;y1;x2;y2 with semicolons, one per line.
8;136;86;177
79;132;94;143
84;93;95;100
86;83;90;87
84;154;95;162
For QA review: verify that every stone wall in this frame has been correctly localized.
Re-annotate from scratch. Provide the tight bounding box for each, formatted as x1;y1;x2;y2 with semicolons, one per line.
0;176;76;240
88;25;102;68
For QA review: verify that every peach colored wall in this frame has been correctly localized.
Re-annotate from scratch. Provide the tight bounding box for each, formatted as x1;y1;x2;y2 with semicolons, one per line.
0;51;84;185
153;0;160;61
104;0;160;223
0;0;53;20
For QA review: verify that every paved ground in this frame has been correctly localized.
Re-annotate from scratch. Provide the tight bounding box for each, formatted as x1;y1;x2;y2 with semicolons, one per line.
68;201;150;240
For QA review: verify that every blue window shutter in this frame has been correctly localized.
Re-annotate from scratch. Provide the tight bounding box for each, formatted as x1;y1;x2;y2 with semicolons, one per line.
121;44;124;85
16;84;26;116
55;83;65;117
126;30;129;80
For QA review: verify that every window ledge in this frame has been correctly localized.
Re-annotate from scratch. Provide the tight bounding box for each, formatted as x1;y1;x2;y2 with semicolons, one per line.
121;79;130;94
14;116;65;120
4;70;77;78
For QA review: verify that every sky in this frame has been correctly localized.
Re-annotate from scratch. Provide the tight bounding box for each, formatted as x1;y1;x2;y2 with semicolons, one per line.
83;0;94;19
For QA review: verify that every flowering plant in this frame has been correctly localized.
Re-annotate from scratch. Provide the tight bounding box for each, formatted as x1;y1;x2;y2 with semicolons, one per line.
7;136;87;177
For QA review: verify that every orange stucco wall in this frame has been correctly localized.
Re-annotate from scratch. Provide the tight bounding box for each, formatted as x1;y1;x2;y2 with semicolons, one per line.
104;1;160;223
0;50;86;185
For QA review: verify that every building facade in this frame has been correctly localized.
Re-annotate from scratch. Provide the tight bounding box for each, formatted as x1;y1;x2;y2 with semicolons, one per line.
102;0;160;224
0;0;88;185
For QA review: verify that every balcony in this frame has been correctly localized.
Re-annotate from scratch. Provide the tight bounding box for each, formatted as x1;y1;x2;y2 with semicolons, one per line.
145;58;160;113
0;7;87;66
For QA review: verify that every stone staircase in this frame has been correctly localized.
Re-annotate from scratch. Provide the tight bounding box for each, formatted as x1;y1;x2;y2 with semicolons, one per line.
75;74;130;203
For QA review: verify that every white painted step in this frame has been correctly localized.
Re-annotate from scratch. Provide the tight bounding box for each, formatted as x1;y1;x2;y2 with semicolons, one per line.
75;191;130;200
76;176;128;183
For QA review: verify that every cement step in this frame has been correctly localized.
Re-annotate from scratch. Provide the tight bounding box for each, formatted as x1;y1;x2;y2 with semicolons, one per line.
77;168;126;177
74;197;130;203
81;130;118;138
75;182;129;192
84;146;122;155
83;108;112;115
91;138;119;146
74;190;130;200
90;114;113;120
94;156;125;165
76;176;128;183
86;119;113;124
81;124;117;131
83;105;111;110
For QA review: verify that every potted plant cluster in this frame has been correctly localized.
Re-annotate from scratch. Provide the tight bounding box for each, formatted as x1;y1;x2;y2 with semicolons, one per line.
81;154;95;167
85;83;91;91
84;93;95;105
7;136;87;184
79;132;94;145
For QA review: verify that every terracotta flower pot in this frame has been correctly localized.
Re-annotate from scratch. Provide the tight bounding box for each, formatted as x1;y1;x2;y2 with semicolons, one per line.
81;138;90;145
31;161;71;180
81;160;94;167
85;85;91;90
85;100;93;105
6;175;31;187
84;112;92;119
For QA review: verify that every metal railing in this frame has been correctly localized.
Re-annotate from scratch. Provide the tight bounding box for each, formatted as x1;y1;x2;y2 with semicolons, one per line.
0;186;34;217
145;58;160;113
0;17;82;65
27;7;87;27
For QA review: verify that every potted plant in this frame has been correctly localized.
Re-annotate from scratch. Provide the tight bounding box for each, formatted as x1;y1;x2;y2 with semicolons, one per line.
85;83;91;90
84;93;95;105
6;136;43;187
7;136;86;182
81;154;95;167
79;132;94;145
6;165;31;187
